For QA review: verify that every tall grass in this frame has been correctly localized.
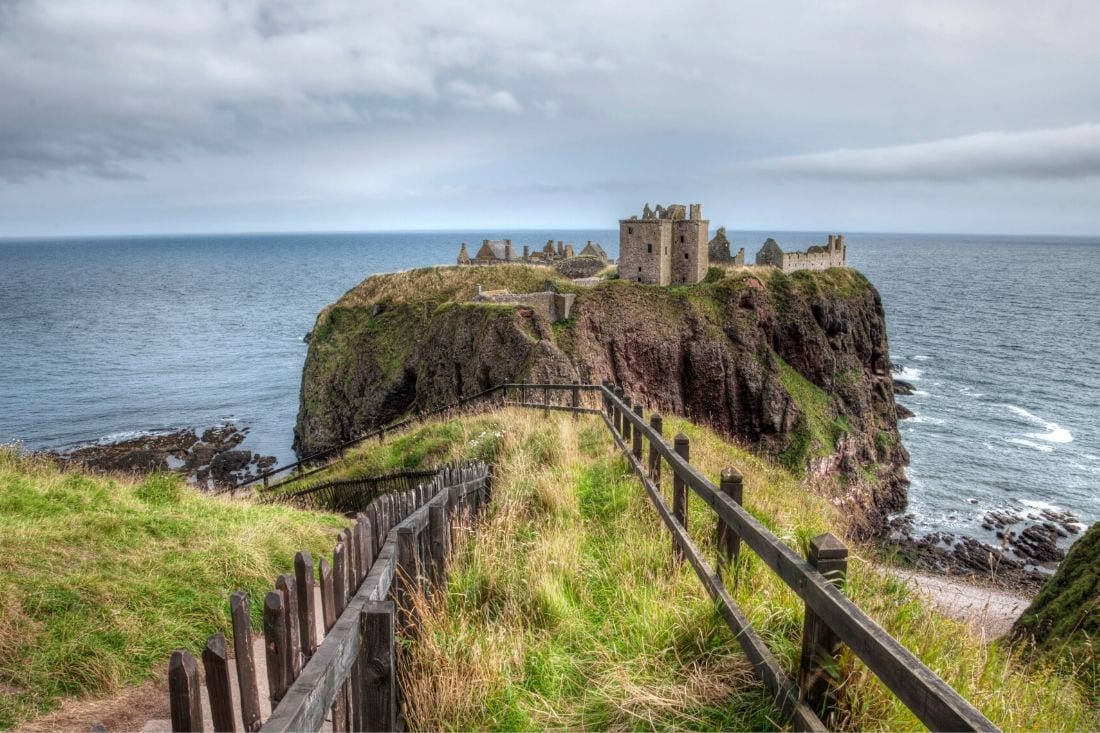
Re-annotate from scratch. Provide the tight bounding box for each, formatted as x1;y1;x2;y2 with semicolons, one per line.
0;447;347;729
332;409;1096;731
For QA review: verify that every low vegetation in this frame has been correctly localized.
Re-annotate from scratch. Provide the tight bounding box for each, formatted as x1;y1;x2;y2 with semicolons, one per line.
0;447;347;729
325;408;1096;731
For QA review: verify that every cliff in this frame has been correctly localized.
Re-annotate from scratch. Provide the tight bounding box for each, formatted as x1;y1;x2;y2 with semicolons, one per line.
1011;521;1099;696
295;265;909;534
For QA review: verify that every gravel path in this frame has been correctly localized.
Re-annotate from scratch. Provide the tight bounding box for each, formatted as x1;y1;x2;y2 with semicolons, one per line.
889;569;1033;639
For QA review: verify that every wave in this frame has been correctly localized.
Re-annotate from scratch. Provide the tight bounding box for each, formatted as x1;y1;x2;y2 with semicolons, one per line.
908;414;945;425
1003;404;1073;444
1007;437;1054;453
912;389;929;396
912;355;932;361
895;366;923;380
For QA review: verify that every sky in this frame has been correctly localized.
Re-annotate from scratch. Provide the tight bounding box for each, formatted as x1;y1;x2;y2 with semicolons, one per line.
2;0;1099;237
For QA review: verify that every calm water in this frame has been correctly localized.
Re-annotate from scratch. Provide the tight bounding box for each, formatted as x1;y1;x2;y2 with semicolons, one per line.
1;230;1097;536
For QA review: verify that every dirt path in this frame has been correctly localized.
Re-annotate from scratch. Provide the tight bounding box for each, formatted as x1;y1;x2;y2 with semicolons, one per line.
889;569;1033;639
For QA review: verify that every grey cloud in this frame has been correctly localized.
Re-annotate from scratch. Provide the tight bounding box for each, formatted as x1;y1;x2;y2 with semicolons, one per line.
754;125;1100;182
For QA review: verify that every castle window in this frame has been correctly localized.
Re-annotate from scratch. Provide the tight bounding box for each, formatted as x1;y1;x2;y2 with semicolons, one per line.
680;235;684;243
628;226;633;234
684;253;689;259
638;267;642;273
647;243;652;254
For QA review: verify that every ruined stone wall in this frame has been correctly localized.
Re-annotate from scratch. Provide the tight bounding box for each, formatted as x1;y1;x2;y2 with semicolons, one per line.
475;290;575;322
781;249;845;273
620;219;671;285
670;219;709;284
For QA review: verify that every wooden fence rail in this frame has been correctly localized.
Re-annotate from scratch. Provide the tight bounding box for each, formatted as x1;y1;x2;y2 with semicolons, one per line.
168;462;491;732
260;469;439;514
182;381;995;732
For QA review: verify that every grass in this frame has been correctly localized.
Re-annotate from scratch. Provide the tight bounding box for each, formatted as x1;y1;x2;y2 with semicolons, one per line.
775;357;846;472
324;408;1096;731
0;447;348;729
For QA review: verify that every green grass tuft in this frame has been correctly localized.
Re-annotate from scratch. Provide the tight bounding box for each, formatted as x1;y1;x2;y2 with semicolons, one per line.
0;447;347;729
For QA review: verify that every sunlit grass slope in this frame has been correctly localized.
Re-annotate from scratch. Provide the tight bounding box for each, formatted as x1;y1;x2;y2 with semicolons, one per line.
0;448;348;729
328;408;1096;731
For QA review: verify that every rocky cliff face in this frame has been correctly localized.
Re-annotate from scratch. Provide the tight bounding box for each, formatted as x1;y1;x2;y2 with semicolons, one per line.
296;265;909;534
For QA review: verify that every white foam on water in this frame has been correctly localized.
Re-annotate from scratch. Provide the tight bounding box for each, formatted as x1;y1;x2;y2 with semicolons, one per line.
909;414;945;425
1020;498;1069;514
912;389;929;396
1003;404;1073;444
912;355;932;361
1007;437;1054;453
896;366;923;380
1084;454;1100;462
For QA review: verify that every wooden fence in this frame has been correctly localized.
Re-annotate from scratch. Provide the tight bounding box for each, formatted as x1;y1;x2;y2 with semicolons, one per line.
183;381;996;732
231;386;506;492
260;469;439;514
168;462;491;732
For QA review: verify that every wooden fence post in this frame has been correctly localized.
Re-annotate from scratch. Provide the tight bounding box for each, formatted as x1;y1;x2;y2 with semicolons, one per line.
169;650;203;733
275;575;301;683
614;387;625;436
717;467;744;584
294;552;317;662
648;414;663;485
263;591;289;705
202;633;236;732
543;385;550;415
361;601;397;732
395;526;419;630
429;499;449;588
799;532;848;720
572;385;579;417
229;592;262;733
631;404;643;460
672;434;690;565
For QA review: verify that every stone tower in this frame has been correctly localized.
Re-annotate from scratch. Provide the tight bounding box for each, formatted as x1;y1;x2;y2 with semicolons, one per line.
619;203;709;285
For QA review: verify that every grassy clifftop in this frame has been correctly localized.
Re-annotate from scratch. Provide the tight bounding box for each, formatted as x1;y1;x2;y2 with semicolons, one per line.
0;448;347;729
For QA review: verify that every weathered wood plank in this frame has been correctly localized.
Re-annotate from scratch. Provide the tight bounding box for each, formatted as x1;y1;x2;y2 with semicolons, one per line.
717;467;743;583
672;433;689;565
263;591;289;704
229;592;262;733
362;602;397;732
275;575;301;684
631;404;644;460
202;633;237;732
294;552;317;663
799;533;848;722
169;650;204;733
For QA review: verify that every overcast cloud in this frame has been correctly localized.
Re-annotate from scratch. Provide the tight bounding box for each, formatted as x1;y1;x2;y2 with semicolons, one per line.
2;0;1099;235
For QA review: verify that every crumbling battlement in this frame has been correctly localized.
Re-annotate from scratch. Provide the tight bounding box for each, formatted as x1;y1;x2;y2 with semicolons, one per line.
458;238;606;267
755;234;846;273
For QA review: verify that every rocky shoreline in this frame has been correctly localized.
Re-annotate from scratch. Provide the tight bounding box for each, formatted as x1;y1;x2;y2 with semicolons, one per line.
42;425;276;490
882;506;1084;594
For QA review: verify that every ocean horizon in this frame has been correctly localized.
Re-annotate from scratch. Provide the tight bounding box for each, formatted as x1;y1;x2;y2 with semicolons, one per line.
2;229;1097;544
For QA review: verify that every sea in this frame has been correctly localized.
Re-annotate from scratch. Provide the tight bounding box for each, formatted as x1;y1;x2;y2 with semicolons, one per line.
1;231;1097;539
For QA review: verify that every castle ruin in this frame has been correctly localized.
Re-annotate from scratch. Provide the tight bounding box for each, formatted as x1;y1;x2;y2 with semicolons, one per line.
755;235;846;273
619;203;709;285
458;238;608;267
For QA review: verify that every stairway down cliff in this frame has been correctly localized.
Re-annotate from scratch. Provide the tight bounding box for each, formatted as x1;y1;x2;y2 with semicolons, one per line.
295;265;910;535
